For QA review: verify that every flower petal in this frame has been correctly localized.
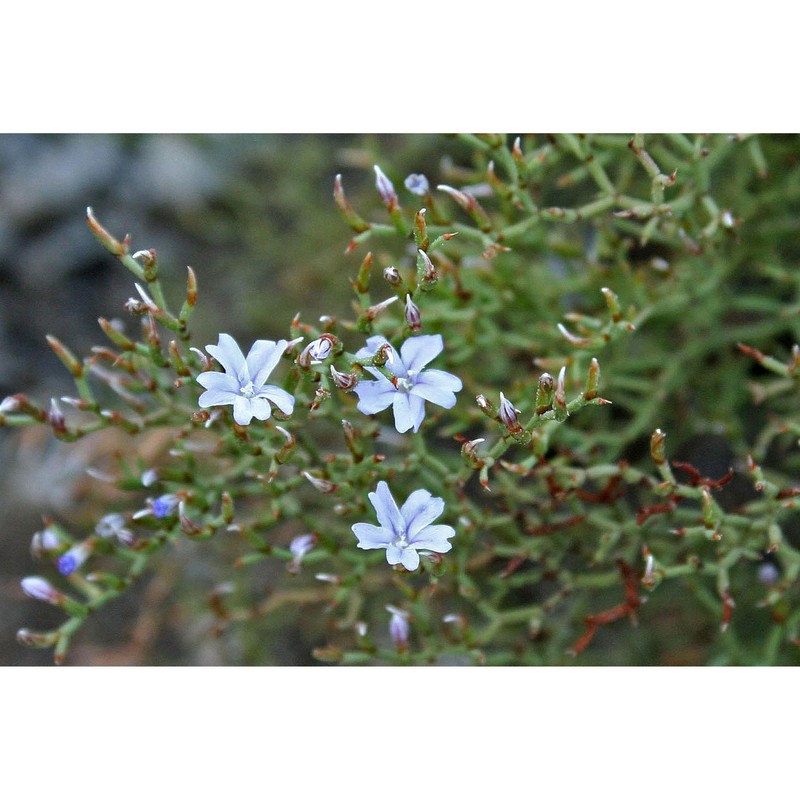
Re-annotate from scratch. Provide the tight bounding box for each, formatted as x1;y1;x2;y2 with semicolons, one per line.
232;396;254;425
352;523;392;549
400;548;421;571
206;333;247;382
410;380;457;409
392;393;426;433
400;334;443;373
196;371;240;392
354;379;396;415
407;524;455;553
258;385;295;415
401;490;445;540
416;368;462;393
249;396;273;421
385;544;404;566
368;481;405;538
247;339;289;389
198;388;237;408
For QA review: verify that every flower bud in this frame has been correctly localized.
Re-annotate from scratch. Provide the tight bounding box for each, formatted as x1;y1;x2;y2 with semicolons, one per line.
141;468;160;487
476;394;497;419
371;343;394;367
386;605;410;652
404;295;422;331
374;165;398;211
16;628;60;648
461;438;486;468
48;398;67;435
417;249;438;289
0;395;21;414
330;365;358;391
21;576;62;604
535;372;555;412
365;295;398;322
288;533;317;574
650;429;667;465
383;266;402;285
303;471;337;494
553;366;569;421
297;335;336;368
31;527;63;559
499;392;523;434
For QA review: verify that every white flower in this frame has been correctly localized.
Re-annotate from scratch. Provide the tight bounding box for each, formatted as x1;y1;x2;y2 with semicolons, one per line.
196;333;296;426
352;481;456;571
353;334;462;433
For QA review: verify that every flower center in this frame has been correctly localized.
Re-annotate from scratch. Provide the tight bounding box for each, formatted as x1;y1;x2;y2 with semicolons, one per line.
393;531;409;549
240;380;256;399
393;370;417;394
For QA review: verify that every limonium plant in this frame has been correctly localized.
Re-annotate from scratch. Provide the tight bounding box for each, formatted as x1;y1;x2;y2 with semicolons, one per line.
6;133;800;666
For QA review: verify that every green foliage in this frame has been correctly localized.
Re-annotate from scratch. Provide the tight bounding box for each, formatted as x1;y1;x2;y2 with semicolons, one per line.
7;133;800;665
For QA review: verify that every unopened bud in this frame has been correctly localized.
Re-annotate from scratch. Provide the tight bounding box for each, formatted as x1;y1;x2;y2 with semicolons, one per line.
374;165;398;211
0;395;21;414
315;573;342;584
21;576;62;604
386;605;410;651
48;398;66;434
46;335;83;378
461;438;485;468
417;249;438;288
553;366;569;421
476;394;497;419
330;365;358;391
383;266;402;285
365;295;398;322
86;206;128;256
650;429;667;465
16;628;60;648
499;392;523;434
297;335;337;368
141;468;160;487
333;174;370;233
535;372;555;412
371;343;394;367
584;358;600;400
404;295;422;331
303;471;337;494
31;527;63;559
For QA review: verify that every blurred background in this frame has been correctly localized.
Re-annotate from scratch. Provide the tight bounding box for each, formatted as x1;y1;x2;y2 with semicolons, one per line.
0;133;455;665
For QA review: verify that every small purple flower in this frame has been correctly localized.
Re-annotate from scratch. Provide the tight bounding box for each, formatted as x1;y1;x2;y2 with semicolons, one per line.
57;541;92;576
133;494;180;521
351;481;456;571
404;173;430;196
95;513;135;546
197;333;297;426
353;334;462;433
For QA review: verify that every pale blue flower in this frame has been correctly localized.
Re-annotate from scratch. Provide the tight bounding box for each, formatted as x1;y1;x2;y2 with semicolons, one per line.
353;334;462;433
351;481;456;571
197;333;296;426
404;173;429;196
